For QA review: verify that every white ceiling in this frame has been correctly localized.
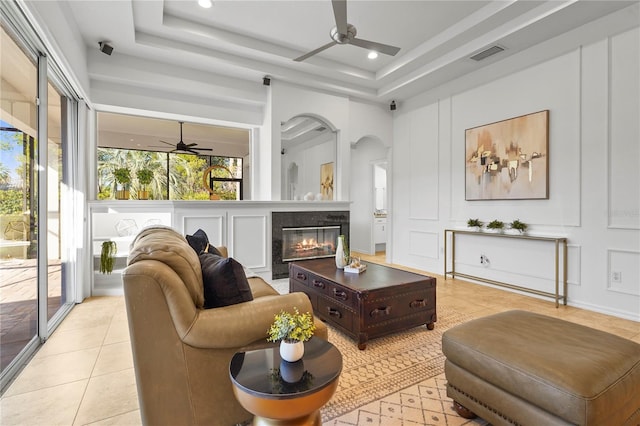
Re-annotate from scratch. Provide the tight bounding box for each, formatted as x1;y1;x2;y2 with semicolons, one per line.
58;0;636;153
65;0;635;101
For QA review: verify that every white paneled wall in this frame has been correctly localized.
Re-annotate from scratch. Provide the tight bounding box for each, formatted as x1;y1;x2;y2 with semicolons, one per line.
392;24;640;320
609;28;640;230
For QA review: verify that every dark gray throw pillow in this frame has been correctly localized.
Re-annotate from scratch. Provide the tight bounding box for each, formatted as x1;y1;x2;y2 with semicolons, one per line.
199;253;253;309
186;229;222;256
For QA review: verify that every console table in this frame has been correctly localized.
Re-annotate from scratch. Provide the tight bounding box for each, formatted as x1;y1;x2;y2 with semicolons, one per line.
443;229;568;307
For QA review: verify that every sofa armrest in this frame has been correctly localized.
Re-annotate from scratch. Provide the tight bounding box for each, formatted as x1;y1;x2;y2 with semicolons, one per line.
181;292;315;349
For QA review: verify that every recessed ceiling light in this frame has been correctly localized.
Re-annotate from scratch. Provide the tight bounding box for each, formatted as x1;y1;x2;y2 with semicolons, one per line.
368;51;378;60
198;0;212;8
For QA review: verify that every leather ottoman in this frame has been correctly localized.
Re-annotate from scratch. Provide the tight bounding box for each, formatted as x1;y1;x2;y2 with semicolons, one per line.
442;310;640;425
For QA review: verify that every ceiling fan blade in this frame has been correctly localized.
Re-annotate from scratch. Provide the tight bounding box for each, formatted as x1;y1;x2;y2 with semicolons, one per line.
158;140;175;146
294;41;337;62
350;37;401;56
186;143;198;147
331;0;348;35
191;147;213;151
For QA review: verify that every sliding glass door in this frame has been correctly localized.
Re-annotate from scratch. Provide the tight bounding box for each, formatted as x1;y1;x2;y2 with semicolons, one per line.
0;11;77;390
0;24;40;377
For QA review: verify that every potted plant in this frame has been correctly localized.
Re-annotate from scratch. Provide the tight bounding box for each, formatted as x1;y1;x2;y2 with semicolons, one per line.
137;168;153;200
100;240;117;274
267;307;315;362
508;219;528;235
467;218;483;231
486;219;505;233
113;167;131;200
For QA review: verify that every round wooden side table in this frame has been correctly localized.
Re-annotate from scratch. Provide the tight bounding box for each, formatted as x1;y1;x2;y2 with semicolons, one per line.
229;338;342;425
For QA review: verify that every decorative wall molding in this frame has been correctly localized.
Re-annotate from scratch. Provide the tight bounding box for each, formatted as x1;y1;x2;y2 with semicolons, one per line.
409;104;439;221
229;214;267;269
566;244;581;287
408;230;439;259
607;28;640;230
607;249;640;296
183;215;225;247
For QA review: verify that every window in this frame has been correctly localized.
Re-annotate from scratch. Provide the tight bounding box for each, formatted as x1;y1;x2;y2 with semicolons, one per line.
96;112;249;200
97;147;244;200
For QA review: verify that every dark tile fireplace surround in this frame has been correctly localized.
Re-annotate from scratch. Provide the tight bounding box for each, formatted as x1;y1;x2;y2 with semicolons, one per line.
272;211;350;279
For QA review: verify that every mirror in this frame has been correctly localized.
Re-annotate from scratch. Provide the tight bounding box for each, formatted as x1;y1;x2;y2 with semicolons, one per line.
374;162;387;213
281;115;336;200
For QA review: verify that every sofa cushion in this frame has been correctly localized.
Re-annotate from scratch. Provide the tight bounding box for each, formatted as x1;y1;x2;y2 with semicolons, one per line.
186;229;223;256
199;253;253;309
128;226;205;308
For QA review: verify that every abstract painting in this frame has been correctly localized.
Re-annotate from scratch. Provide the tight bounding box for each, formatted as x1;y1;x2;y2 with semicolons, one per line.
320;162;334;200
465;110;549;200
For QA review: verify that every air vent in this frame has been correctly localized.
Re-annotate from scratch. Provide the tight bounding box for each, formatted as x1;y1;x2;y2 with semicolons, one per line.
470;45;504;61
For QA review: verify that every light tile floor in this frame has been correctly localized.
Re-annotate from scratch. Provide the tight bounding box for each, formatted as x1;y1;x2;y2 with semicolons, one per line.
1;253;638;425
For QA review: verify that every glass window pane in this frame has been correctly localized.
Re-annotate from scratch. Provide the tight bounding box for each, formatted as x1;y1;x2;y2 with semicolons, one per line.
0;25;39;373
46;81;69;319
169;153;210;200
97;148;168;200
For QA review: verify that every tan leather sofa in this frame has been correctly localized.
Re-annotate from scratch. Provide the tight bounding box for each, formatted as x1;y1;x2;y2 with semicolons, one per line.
123;226;327;426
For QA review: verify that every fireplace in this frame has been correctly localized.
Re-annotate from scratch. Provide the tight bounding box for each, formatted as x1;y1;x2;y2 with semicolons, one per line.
272;211;349;279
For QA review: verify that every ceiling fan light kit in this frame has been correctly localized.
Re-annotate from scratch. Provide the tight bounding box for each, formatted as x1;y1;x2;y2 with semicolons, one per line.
294;0;400;62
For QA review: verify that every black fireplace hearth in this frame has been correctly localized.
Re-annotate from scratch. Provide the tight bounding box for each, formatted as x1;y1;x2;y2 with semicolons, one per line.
272;211;349;279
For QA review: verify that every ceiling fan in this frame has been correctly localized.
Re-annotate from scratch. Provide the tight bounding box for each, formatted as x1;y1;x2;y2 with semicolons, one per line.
152;121;213;154
294;0;401;62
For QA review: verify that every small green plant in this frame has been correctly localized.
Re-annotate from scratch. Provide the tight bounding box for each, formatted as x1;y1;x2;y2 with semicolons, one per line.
509;219;528;232
100;240;117;274
467;218;483;228
113;167;131;185
267;307;315;343
137;168;153;186
487;220;505;230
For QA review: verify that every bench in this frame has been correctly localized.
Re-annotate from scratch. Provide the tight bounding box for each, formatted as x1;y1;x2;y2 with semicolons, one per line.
442;310;640;425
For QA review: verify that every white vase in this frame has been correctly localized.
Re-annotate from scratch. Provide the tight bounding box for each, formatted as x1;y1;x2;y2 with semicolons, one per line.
335;235;348;269
280;340;304;363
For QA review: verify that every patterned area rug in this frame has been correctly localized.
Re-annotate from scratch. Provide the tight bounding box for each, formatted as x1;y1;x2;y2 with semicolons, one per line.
321;307;488;425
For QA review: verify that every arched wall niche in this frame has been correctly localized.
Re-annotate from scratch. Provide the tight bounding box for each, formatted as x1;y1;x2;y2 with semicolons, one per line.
281;114;338;201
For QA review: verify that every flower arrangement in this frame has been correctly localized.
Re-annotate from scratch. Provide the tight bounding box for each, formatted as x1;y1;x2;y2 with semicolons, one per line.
267;308;315;343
